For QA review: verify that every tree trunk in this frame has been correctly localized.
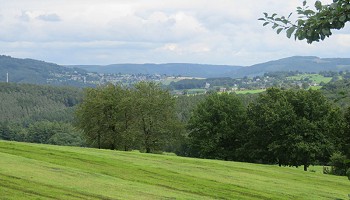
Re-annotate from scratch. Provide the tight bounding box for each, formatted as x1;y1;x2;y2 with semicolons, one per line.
98;132;101;149
304;164;307;171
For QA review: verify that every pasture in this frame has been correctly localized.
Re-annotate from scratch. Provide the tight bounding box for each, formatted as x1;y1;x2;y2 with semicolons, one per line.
0;140;349;199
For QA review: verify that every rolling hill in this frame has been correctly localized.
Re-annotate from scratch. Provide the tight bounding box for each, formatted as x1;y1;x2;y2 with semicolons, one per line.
0;55;89;86
2;55;350;85
69;56;350;78
68;63;242;78
225;56;350;78
0;140;349;199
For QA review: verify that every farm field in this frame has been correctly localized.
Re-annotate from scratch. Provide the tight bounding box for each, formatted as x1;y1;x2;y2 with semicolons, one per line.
0;140;349;200
235;89;266;94
287;74;332;84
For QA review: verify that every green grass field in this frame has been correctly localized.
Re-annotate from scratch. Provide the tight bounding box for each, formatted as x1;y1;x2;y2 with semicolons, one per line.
0;140;349;200
235;89;266;94
287;74;332;84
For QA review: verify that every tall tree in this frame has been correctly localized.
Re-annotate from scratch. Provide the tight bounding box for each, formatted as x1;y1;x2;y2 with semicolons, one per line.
75;84;130;149
343;107;350;158
242;88;296;165
133;82;181;153
187;93;247;160
285;89;340;170
245;88;340;171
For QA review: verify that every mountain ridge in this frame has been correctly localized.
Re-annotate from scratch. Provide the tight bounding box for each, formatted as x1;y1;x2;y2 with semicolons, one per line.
2;55;350;86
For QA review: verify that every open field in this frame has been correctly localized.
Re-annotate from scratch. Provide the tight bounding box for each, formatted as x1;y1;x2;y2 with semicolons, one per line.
0;140;349;200
235;89;266;94
287;74;332;84
161;77;205;85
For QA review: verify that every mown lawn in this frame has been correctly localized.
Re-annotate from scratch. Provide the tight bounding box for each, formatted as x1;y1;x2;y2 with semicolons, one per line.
0;140;349;200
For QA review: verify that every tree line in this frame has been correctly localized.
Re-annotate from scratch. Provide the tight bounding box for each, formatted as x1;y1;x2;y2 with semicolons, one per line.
1;81;349;177
186;88;350;173
74;82;349;175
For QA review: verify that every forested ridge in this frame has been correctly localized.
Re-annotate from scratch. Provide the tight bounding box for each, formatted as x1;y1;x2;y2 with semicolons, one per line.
0;82;84;146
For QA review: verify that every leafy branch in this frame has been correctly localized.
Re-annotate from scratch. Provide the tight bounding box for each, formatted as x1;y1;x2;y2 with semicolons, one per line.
259;0;350;43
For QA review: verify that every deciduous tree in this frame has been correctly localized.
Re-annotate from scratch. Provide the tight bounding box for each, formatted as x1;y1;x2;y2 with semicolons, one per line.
187;93;247;160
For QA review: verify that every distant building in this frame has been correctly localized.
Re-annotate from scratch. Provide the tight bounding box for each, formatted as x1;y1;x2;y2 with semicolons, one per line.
219;87;226;92
205;82;210;89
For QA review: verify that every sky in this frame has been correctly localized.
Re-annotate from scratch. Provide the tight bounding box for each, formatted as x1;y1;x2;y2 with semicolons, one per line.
0;0;349;66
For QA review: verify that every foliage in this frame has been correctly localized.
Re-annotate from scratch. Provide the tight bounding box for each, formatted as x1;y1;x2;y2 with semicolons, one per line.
0;82;85;146
133;82;184;153
189;88;343;171
187;93;247;160
321;79;350;108
75;82;183;153
328;152;349;175
260;0;350;43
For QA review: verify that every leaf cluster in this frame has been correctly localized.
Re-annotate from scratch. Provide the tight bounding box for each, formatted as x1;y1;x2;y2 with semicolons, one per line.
259;0;350;43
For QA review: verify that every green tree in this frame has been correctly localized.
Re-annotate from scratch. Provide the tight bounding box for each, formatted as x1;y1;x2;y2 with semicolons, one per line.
344;107;350;158
260;0;350;43
75;84;130;149
133;82;182;153
245;88;340;171
242;88;296;165
187;93;247;160
286;90;341;171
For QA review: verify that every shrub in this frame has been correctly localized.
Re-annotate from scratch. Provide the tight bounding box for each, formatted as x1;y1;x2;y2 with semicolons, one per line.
328;152;347;176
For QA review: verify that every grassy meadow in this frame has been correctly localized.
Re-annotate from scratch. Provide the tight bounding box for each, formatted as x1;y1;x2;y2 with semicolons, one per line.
234;89;266;94
0;140;349;200
286;74;332;84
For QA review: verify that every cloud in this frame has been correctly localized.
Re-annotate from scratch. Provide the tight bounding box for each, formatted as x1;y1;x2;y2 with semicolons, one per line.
36;13;61;22
19;11;31;22
0;0;349;66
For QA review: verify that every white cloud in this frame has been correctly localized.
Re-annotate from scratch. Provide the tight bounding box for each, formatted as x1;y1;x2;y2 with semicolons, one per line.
0;0;349;65
36;13;61;22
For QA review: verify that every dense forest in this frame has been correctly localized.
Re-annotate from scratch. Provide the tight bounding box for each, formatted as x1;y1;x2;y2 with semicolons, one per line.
1;79;350;177
0;83;84;146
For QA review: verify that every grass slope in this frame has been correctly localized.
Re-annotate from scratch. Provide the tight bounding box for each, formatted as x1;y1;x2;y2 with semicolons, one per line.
0;141;349;200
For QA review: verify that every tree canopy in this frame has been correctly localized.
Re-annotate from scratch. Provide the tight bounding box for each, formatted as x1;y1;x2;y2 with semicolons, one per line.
75;82;183;153
260;0;350;43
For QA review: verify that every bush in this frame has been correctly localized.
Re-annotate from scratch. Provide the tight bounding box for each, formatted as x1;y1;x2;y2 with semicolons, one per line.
328;152;347;176
347;168;350;180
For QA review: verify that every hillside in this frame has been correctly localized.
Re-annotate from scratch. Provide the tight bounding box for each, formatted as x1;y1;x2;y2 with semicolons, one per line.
68;63;242;78
0;141;349;200
0;55;89;87
0;82;82;123
2;55;350;84
70;56;350;78
226;56;350;78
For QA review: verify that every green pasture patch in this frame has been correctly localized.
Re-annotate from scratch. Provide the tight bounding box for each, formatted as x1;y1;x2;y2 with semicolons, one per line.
287;74;332;84
235;89;266;94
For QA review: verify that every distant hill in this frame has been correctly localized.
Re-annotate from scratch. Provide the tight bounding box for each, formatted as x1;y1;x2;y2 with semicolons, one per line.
0;55;89;86
70;56;350;78
68;63;242;78
2;55;350;85
224;56;350;78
